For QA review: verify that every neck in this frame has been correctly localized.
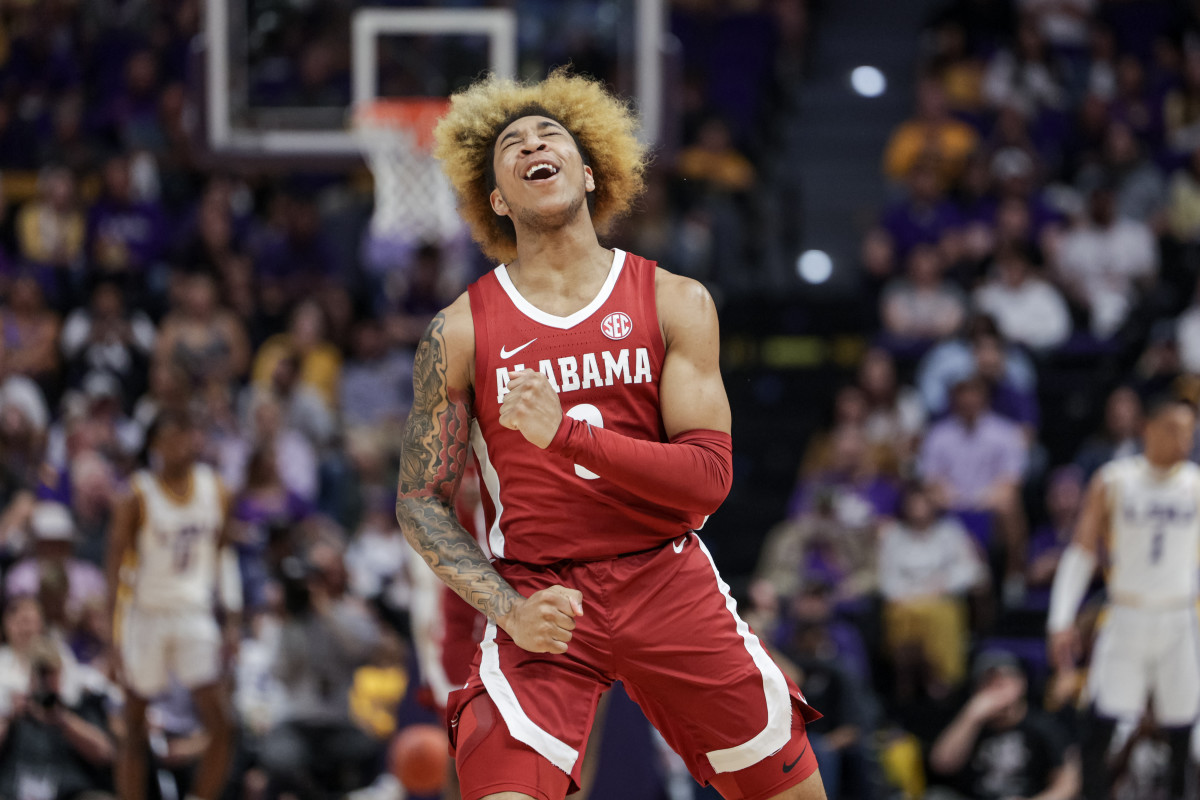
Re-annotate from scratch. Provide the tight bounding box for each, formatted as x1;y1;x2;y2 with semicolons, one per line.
509;216;607;278
158;463;191;485
1145;453;1178;471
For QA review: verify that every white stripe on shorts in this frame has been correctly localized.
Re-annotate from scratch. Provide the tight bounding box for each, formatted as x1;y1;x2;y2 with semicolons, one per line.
695;536;793;773
479;620;580;774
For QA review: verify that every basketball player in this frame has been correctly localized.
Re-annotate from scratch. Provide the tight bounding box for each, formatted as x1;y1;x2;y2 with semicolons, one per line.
1047;396;1200;800
105;409;240;800
395;69;825;800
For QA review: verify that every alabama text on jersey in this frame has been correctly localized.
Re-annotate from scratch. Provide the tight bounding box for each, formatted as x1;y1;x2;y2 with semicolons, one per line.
467;249;701;564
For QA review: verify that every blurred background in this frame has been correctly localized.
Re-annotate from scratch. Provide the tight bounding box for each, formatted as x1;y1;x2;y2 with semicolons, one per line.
0;0;1194;798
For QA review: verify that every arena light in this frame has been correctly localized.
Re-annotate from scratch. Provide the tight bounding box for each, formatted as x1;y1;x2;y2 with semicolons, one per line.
850;66;886;98
797;250;833;284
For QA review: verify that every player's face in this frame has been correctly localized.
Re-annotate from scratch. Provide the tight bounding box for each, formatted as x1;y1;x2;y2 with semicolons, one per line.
154;421;200;470
490;115;595;234
1144;407;1196;465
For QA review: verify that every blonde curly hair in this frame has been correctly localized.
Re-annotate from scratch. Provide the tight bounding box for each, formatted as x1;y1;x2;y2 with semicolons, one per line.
432;68;648;264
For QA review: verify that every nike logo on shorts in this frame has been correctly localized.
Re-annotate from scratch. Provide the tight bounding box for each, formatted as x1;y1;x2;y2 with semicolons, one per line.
672;537;686;553
782;742;808;773
500;339;538;359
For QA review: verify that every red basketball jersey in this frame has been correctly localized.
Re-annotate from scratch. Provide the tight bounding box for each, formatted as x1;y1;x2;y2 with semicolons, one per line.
467;249;702;564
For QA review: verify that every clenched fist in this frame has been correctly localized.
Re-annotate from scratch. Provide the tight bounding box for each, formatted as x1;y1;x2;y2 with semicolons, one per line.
499;369;563;449
498;585;584;654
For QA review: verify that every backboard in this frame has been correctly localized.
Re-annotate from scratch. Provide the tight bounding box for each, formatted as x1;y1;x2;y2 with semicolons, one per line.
201;0;667;165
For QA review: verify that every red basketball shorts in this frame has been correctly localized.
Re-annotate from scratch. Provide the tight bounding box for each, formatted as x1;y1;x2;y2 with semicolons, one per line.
446;533;822;800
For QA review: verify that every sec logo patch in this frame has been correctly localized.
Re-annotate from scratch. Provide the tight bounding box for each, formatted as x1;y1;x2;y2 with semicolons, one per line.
601;311;633;340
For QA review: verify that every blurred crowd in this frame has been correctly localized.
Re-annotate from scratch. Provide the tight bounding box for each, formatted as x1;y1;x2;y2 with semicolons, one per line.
744;0;1200;798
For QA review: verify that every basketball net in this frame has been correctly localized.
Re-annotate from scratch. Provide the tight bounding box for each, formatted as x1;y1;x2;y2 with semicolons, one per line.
352;98;464;247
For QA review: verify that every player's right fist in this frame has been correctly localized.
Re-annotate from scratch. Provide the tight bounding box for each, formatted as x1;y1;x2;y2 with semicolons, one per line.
500;585;584;654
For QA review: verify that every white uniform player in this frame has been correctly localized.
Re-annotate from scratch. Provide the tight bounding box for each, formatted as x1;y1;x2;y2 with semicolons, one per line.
119;462;229;697
1086;455;1200;722
1048;397;1200;800
106;410;238;800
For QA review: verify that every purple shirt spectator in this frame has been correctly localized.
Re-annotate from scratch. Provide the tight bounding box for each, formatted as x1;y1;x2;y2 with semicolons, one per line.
880;194;962;260
233;490;313;611
86;157;167;274
920;400;1028;510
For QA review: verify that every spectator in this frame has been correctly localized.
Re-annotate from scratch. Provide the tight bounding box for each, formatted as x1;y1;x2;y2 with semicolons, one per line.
85;154;166;279
245;393;318;503
675;116;757;194
16;166;86;276
879;483;986;700
1055;185;1157;338
883;77;980;187
973;329;1040;435
254;191;341;301
0;635;114;800
881;243;968;351
383;244;453;348
879;166;963;264
340;318;414;443
1019;0;1094;53
2;275;62;391
916;314;1039;420
1166;146;1200;248
797;386;871;477
982;17;1067;115
60;276;155;398
1108;53;1161;146
246;353;335;452
788;425;901;524
5;502;106;626
1073;385;1142;479
918;375;1028;593
755;487;879;623
154;271;250;389
1075;121;1165;225
1027;466;1085;609
1163;48;1200;156
252;300;342;413
857;347;927;474
780;620;878;800
973;243;1072;351
990;148;1066;252
261;540;383;799
929;650;1080;800
232;446;314;612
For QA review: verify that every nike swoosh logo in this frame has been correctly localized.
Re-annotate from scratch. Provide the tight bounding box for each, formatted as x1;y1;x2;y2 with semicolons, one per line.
672;537;686;553
782;742;808;773
500;338;538;359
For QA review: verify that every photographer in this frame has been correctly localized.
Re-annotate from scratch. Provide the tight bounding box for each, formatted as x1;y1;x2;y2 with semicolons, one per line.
0;635;114;799
261;539;382;799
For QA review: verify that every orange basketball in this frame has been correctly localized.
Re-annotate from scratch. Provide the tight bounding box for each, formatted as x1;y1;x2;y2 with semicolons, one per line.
389;723;450;794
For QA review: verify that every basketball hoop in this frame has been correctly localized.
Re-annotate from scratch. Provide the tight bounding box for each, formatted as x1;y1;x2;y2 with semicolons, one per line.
352;98;464;247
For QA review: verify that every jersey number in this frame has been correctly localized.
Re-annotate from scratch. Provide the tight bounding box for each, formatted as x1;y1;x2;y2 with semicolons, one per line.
174;525;202;572
1150;526;1166;565
565;404;603;480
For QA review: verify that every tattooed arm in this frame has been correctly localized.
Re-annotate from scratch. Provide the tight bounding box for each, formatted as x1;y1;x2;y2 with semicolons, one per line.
395;295;583;654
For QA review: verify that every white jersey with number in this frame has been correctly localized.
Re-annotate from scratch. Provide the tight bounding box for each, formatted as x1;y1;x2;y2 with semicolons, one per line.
1087;455;1200;726
128;464;225;613
1100;455;1200;606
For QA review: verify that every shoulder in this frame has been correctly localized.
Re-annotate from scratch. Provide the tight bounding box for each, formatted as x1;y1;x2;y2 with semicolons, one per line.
416;293;475;389
434;292;475;351
654;269;718;339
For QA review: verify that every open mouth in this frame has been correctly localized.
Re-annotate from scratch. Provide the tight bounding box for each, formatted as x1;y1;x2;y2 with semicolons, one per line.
523;161;559;182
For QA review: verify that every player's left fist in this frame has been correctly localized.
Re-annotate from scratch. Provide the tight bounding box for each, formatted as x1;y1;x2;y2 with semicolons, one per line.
499;369;563;449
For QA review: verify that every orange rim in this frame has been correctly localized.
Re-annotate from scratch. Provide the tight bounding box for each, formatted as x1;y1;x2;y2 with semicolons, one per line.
353;98;450;151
